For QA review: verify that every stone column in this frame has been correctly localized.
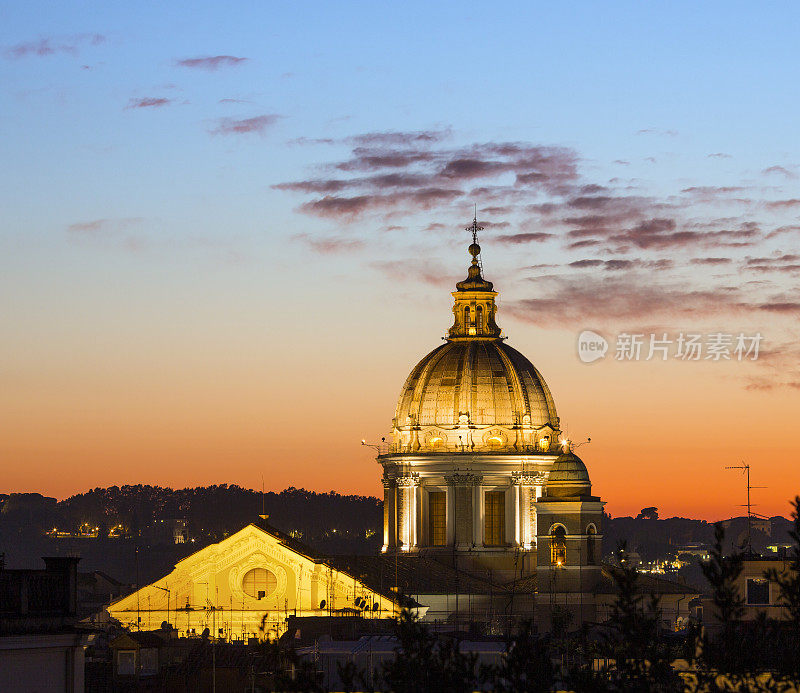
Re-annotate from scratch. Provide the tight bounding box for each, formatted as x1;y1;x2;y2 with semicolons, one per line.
512;472;545;549
446;481;456;546
396;474;419;551
520;485;531;547
414;483;422;548
383;477;395;551
472;482;482;547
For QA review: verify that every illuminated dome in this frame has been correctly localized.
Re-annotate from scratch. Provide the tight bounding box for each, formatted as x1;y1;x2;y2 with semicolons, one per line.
391;219;560;453
547;451;591;497
547;451;591;488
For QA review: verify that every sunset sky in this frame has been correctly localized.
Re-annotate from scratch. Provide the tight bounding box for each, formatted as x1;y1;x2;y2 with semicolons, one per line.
2;2;798;520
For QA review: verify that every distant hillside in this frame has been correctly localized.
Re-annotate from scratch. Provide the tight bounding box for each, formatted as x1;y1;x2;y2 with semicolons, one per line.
603;513;795;559
0;485;382;584
0;486;793;588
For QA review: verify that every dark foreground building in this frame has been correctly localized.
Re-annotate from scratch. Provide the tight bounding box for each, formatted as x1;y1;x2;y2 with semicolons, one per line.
0;556;89;692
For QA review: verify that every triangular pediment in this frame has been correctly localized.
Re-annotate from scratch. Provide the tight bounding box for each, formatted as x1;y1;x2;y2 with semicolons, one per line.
174;523;318;575
107;523;400;638
110;524;319;612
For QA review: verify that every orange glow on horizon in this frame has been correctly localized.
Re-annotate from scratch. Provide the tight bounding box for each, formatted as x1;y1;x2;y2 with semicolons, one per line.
2;258;797;523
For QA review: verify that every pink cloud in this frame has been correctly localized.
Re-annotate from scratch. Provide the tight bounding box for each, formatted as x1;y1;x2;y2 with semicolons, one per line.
67;218;144;234
5;33;104;59
764;199;800;209
209;114;281;135
294;233;365;254
176;55;248;70
763;165;797;179
125;97;172;109
495;232;554;244
690;257;732;265
636;128;678;136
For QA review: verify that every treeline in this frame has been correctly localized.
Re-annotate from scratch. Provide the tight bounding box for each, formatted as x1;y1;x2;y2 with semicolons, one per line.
58;484;381;542
0;485;381;544
604;514;795;560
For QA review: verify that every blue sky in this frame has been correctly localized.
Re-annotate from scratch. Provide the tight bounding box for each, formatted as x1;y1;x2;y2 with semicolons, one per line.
1;2;799;517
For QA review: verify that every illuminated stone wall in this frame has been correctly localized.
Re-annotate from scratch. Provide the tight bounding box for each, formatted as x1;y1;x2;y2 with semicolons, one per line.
108;524;398;639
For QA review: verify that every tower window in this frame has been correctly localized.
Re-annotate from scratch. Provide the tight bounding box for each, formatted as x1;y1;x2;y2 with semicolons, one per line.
587;525;597;565
428;491;446;546
476;305;483;334
484;491;505;546
464;306;471;326
551;526;567;566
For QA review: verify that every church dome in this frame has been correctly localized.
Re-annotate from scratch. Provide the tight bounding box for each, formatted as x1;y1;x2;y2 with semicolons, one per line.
546;451;592;497
395;340;558;433
391;217;560;453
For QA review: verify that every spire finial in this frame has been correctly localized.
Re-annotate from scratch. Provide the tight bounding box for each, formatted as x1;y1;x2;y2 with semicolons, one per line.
455;211;493;293
467;206;483;246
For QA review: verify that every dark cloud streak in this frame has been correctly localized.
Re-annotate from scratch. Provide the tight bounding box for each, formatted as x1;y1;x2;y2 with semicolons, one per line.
176;55;248;70
5;33;104;59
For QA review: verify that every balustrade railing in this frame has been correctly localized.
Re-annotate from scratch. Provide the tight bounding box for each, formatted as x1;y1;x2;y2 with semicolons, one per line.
372;442;556;456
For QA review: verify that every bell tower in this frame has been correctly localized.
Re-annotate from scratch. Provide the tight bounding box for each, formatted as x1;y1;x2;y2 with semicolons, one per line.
535;449;604;627
447;216;502;340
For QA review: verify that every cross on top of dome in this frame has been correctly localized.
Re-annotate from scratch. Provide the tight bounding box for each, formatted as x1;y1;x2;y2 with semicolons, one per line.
467;211;483;246
456;213;493;293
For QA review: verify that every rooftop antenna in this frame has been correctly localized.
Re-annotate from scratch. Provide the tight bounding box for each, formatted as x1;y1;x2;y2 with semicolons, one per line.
258;475;269;525
725;462;766;553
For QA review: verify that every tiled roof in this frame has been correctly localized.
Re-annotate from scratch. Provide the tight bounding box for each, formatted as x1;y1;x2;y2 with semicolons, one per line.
595;567;700;595
327;554;507;597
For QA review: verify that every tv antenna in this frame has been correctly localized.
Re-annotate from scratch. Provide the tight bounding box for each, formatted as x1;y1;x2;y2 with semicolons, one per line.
259;474;269;525
725;462;766;553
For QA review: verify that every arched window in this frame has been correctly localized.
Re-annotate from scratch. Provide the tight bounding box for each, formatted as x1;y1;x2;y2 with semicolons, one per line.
476;305;483;334
486;435;503;448
587;525;597;565
464;306;471;327
551;525;567;566
242;568;277;599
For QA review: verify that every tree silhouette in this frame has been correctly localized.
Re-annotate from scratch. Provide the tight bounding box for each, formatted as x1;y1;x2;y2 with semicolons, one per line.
381;607;477;693
765;496;800;680
588;542;682;692
699;523;746;677
484;620;554;692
